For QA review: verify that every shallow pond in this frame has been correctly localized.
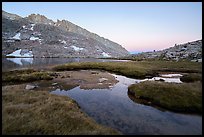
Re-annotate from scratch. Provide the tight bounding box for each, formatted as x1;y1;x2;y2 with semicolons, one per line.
50;73;202;135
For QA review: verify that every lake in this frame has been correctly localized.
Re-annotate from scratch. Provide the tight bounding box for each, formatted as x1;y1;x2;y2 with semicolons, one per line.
2;57;129;71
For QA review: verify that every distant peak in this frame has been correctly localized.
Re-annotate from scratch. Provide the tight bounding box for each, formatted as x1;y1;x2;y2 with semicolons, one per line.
26;13;54;24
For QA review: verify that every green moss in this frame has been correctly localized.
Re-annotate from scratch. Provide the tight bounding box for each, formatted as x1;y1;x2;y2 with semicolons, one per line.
128;81;202;114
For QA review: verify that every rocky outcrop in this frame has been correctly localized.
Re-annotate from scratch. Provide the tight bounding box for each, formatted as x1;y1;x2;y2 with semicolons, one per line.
2;10;129;58
55;20;129;56
2;10;22;20
130;40;202;62
26;14;55;25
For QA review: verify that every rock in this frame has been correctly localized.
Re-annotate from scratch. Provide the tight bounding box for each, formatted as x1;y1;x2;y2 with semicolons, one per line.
147;101;152;105
198;59;202;62
130;40;202;61
191;59;197;62
2;10;129;58
98;78;108;83
156;79;165;82
91;71;99;74
52;83;58;86
25;84;37;90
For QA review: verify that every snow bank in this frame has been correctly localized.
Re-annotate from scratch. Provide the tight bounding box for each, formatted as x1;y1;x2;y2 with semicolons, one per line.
61;40;66;44
30;24;35;31
30;36;40;40
6;49;33;57
71;46;84;51
13;33;21;40
23;51;33;57
4;40;15;42
102;52;111;57
59;40;67;44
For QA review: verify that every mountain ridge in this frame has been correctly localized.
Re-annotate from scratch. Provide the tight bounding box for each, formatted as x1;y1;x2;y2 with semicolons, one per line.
2;10;129;58
128;39;202;62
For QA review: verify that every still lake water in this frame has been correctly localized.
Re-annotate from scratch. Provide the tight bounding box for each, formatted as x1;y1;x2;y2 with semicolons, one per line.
2;57;128;71
2;57;202;135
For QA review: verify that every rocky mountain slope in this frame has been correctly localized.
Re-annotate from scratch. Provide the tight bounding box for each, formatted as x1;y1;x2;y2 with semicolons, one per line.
129;40;202;62
2;10;129;58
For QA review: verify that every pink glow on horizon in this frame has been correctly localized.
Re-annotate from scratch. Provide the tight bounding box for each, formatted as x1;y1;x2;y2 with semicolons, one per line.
113;36;202;52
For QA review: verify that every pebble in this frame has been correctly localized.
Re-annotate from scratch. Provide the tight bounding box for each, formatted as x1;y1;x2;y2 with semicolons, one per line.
52;83;58;86
25;84;37;90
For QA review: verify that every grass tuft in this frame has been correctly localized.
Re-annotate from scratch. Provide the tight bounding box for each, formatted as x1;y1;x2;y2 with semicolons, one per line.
52;61;202;79
2;69;54;85
180;73;202;82
128;81;202;114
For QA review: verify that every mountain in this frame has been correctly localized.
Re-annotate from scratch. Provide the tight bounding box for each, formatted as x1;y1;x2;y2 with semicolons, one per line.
2;10;129;58
128;40;202;62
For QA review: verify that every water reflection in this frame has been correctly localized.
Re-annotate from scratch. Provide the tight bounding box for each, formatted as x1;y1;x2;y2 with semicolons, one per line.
50;74;202;135
7;58;33;65
2;57;129;71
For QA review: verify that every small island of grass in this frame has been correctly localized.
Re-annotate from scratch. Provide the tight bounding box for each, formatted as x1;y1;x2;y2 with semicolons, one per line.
128;81;202;114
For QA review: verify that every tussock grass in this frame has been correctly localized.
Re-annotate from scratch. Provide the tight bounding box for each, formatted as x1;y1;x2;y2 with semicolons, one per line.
53;62;155;79
53;61;202;79
2;69;54;85
128;81;202;114
180;73;202;82
2;84;120;135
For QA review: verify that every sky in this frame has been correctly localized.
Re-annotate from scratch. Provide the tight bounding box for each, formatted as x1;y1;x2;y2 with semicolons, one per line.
2;2;202;53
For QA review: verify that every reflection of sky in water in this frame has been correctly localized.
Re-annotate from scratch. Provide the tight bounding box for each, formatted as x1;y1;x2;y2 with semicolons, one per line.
6;58;33;65
139;77;182;83
160;74;183;77
51;74;202;135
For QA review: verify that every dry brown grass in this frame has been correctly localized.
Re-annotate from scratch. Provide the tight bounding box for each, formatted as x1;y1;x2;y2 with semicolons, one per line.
52;61;202;79
2;84;120;135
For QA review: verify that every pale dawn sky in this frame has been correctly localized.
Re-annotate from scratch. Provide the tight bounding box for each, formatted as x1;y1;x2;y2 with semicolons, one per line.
2;2;202;53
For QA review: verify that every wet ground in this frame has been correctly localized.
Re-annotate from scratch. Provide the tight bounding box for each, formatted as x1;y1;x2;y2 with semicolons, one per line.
49;72;202;135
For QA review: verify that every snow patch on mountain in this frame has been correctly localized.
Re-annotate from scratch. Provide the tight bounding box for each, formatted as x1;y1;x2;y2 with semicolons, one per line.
30;24;35;30
6;49;33;57
102;52;111;57
59;40;67;44
30;36;40;40
13;33;21;40
71;46;84;51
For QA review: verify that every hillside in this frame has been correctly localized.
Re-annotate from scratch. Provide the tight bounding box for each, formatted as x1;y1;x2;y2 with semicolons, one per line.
128;40;202;62
2;10;129;58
